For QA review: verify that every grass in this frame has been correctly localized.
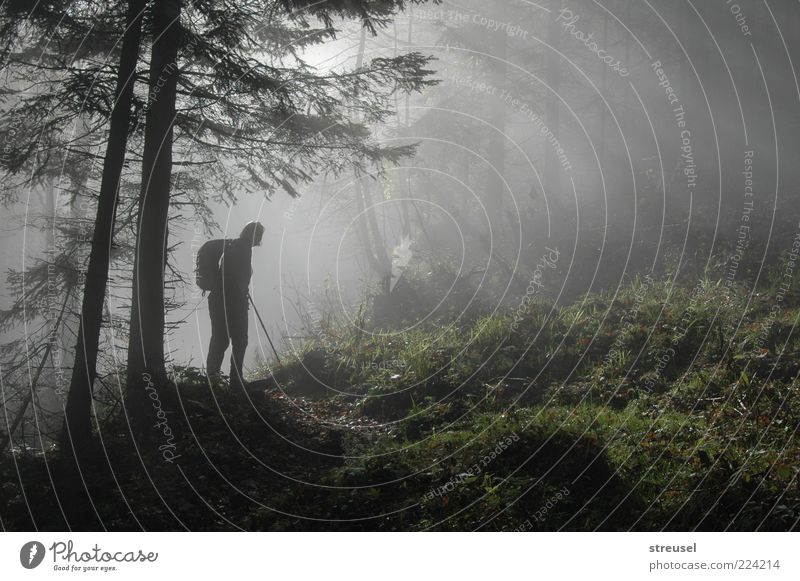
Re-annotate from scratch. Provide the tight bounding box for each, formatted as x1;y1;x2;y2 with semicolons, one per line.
1;272;799;531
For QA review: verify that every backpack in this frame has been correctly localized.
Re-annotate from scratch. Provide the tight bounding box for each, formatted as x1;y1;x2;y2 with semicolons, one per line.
195;239;229;292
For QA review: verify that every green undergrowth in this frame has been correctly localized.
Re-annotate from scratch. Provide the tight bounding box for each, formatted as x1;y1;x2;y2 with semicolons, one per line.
2;274;799;530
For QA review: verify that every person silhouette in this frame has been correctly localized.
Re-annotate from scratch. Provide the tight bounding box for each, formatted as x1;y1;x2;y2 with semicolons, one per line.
205;221;264;389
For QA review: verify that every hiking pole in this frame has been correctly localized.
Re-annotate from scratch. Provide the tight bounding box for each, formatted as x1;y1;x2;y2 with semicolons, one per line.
248;294;282;365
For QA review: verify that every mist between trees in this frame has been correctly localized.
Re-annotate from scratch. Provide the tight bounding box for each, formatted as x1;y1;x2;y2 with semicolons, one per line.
1;0;799;532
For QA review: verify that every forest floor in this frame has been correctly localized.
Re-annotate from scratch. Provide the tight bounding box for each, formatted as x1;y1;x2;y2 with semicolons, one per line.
2;275;799;531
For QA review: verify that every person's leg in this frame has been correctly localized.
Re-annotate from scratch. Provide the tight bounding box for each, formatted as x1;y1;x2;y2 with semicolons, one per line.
228;295;249;390
206;292;230;376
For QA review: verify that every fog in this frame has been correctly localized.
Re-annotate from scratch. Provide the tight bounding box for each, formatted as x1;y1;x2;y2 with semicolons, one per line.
3;0;800;402
3;0;800;537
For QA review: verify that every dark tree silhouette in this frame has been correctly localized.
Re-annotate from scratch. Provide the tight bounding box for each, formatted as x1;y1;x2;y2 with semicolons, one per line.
125;0;183;402
123;0;438;424
64;0;147;449
0;0;147;449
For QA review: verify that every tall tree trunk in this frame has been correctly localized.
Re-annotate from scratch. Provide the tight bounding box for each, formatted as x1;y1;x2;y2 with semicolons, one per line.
126;0;182;397
354;177;387;278
353;25;390;292
61;0;146;447
363;181;391;292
